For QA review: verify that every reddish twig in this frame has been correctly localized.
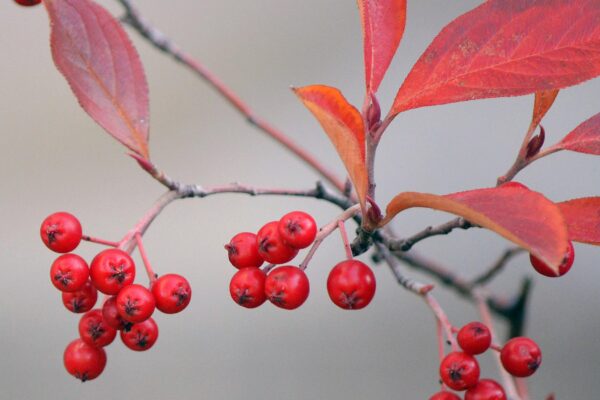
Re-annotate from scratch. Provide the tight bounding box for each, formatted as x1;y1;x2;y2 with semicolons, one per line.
135;233;157;284
81;235;119;248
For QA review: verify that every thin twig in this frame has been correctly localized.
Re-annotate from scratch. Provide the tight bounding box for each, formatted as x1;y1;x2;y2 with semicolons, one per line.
383;217;473;253
470;247;525;287
81;235;119;248
135;233;157;284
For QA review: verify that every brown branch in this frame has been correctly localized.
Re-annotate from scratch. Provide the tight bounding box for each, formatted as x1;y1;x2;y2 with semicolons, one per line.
470;247;525;287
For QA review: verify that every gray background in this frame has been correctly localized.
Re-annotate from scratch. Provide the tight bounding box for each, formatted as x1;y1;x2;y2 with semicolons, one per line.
1;1;599;399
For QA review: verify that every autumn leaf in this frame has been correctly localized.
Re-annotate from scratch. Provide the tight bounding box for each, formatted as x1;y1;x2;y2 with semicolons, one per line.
556;112;600;155
558;197;600;245
45;0;150;159
529;90;559;135
293;85;367;208
382;185;569;272
392;0;600;115
357;0;406;94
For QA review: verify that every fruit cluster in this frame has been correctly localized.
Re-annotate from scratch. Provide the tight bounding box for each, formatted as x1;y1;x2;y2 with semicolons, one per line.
430;322;542;399
226;211;377;310
41;212;192;381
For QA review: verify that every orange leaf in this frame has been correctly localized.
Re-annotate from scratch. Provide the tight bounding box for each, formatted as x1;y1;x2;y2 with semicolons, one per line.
357;0;406;94
382;186;569;272
293;85;367;207
528;90;559;134
45;0;150;159
558;197;600;245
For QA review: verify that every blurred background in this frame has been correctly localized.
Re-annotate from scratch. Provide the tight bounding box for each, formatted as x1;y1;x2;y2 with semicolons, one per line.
1;1;599;399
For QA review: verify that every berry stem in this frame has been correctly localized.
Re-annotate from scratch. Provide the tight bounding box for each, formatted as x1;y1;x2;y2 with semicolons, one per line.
424;294;458;352
515;378;531;400
436;320;448;390
81;235;119;248
337;221;353;260
135;233;157;284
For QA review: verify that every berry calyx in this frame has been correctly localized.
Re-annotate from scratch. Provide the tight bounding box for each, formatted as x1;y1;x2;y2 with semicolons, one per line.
40;212;82;253
50;253;89;292
500;337;542;377
529;241;574;277
457;321;492;355
120;318;159;351
326;260;376;310
89;249;136;295
116;284;156;323
439;351;480;391
278;211;317;249
225;232;264;269
102;296;132;331
151;273;192;314
63;339;107;382
429;391;461;400
229;268;267;308
465;379;506;400
62;280;98;313
256;221;298;264
264;266;310;310
78;309;117;347
13;0;42;7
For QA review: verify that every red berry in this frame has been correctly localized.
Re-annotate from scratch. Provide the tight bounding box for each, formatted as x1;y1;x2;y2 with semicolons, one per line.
278;211;317;249
89;249;136;295
256;221;298;264
457;322;492;355
439;351;480;391
229;268;267;308
264;266;309;310
429;391;461;400
225;232;264;269
78;309;117;348
529;241;574;277
465;379;506;400
62;280;98;313
500;181;529;190
152;273;192;314
327;260;376;310
116;284;155;323
120;318;159;351
500;337;542;377
63;338;106;382
40;212;82;253
50;253;89;292
13;0;42;7
102;296;132;331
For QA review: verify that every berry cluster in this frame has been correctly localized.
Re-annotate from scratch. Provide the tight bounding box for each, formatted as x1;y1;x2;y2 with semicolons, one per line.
226;211;377;310
41;212;192;381
430;322;542;399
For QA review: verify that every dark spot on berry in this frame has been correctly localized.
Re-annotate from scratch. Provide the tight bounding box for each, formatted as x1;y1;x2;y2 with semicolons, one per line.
54;272;71;287
136;333;148;348
46;229;58;245
225;244;237;256
124;298;138;316
449;367;463;382
236;289;253;305
72;299;82;313
340;291;358;309
286;220;301;234
268;291;286;305
528;358;540;372
75;372;89;382
472;326;485;336
88;322;105;341
174;288;189;306
122;322;133;332
110;264;127;283
259;237;272;253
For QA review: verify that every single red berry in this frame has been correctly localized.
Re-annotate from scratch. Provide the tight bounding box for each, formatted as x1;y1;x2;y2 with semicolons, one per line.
457;321;492;355
229;268;267;308
264;266;309;310
151;273;192;314
89;249;136;295
465;379;506;400
327;260;376;310
120;318;159;351
50;253;89;292
40;212;82;253
63;338;107;382
500;181;529;190
62;280;98;313
78;309;117;348
529;241;574;277
500;337;542;377
102;296;132;331
13;0;42;7
439;351;480;391
225;232;264;269
256;221;298;264
278;211;317;249
429;391;461;400
116;284;155;323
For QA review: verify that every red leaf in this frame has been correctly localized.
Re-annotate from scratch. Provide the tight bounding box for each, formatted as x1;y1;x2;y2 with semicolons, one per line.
392;0;600;114
558;197;600;245
357;0;406;94
382;185;568;272
557;112;600;155
45;0;150;159
293;85;368;208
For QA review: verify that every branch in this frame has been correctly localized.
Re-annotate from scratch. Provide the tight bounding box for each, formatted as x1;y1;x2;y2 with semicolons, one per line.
384;217;473;253
470;247;525;287
117;0;346;193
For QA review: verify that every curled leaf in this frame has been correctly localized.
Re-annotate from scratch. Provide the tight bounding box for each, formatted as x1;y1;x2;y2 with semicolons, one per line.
558;197;600;245
382;185;569;272
528;90;559;135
